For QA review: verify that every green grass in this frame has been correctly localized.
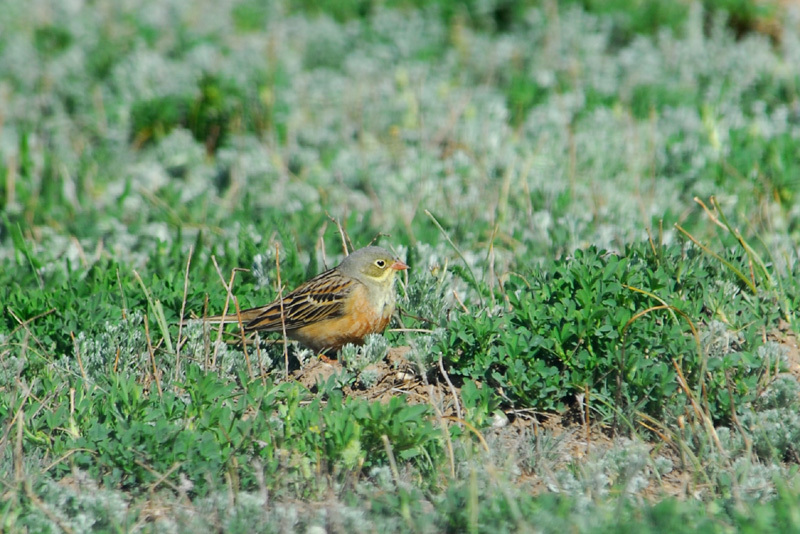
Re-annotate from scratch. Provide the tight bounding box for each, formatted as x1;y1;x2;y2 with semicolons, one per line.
2;0;800;531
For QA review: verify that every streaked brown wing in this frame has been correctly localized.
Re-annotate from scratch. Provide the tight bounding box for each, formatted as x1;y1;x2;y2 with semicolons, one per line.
244;268;357;332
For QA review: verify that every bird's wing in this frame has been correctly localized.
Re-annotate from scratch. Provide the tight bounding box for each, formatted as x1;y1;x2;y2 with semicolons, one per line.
243;268;359;332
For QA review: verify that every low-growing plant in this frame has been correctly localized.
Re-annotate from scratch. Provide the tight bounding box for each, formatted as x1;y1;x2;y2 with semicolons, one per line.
459;379;501;428
443;241;785;428
129;73;277;153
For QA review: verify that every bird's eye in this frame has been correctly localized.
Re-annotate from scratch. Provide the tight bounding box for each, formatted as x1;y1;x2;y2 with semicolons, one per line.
375;259;386;268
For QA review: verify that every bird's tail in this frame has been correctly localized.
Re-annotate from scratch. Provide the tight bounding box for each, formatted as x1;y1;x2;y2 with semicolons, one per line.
183;306;270;328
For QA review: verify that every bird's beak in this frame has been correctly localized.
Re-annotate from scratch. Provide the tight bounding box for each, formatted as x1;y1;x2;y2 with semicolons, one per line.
390;259;409;271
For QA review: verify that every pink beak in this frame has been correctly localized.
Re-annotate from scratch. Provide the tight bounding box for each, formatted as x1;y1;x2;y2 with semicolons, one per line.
391;260;409;271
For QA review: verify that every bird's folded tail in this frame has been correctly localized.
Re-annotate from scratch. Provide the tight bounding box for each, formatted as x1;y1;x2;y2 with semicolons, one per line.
181;306;271;328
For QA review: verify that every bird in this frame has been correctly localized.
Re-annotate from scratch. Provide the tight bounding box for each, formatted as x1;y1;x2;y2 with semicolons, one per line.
205;246;408;354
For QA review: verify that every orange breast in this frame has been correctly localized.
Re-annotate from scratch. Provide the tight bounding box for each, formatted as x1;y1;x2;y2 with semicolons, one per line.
290;284;393;353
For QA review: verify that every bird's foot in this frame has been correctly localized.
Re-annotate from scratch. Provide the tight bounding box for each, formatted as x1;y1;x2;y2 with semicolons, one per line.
318;353;338;364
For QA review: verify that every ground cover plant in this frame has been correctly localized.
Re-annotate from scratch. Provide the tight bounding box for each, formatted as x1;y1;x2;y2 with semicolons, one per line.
2;0;800;531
